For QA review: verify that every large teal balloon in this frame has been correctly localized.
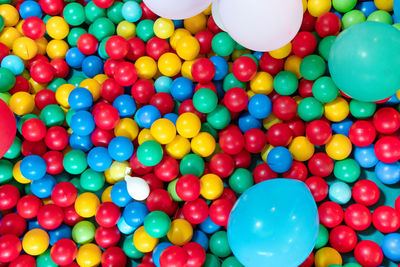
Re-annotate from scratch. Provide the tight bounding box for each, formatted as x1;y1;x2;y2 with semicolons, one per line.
227;179;318;267
329;22;400;102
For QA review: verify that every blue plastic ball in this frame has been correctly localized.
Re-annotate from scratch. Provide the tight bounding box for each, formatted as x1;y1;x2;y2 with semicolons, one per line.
134;105;161;128
354;145;379;168
82;56;104;78
375;161;400;185
69;133;93;152
170;77;194;102
199;216;221;234
20;155;47;181
49;224;72;245
117;216;136;235
70;110;95;136
121;1;142;22
68;87;93;111
1;55;24;75
191;230;209;251
248;94;272;119
111;181;133;207
163;113;179;125
87;147;112;172
153;242;173;267
28;219;44;231
331;118;353;136
267;147;293;173
329;181;352;204
210;56;229;80
381;233;400;262
113;95;137;118
65;47;86;69
356;1;378;17
19;0;43;19
172;20;183;28
123;201;149;228
108;136;134;161
238;112;262;133
154;76;173;93
30;174;56;198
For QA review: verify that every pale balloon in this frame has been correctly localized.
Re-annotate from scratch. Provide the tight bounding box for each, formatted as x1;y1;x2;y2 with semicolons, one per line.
124;168;150;201
211;1;226;32
143;0;213;20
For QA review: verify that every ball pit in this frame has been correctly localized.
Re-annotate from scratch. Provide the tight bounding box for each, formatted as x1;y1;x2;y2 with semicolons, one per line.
0;0;400;266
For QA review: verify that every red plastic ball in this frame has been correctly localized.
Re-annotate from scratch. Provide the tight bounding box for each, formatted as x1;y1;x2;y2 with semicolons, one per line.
77;33;99;55
352;180;380;206
0;213;26;237
96;202;121;228
22;17;45;39
114;61;138;87
131;79;155;104
130;153;154;175
253;163;277;183
146;189;177;216
126;37;146;61
232;56;258;82
149;92;174;115
287;119;306;137
43;150;64;175
244;128;267;153
146;37;170;61
0;43;9;62
329;225;357;253
207;16;223;34
373;107;400;134
282;161;308;181
372;206;400;233
344;203;372;231
307;152;334;177
191;58;215;83
93;103;120;130
299;252;314;267
176;174;201;202
232;149;251;169
259;52;284;75
50;59;69;78
35;89;57;110
160;245;188;267
178;100;206;121
45;126;69;151
154;156;179;182
9;76;30;95
223;87;248;113
140;2;157;20
63;205;84;226
217;187;237;205
28;54;49;70
349;120;376;147
267;123;293;147
95;226;121;248
273;96;297;121
37;204;64;230
209;153;234;178
315;12;341;38
306;119;332;146
305;176;328;202
105;35;129;60
318;201;343;228
374;136;400;163
101;247;127;267
183;242;206;267
0;185;20;210
51;182;78;208
219;125;245;155
183;198;208;224
101;78;124;102
104;59;123;78
21;118;47;142
9;255;36;267
354;240;383;267
291;31;317;58
141;174;162;193
50;239;77;266
298;79;314;98
21;140;47;156
0;235;21;263
300;11;317;32
16;194;42;219
39;0;63;15
195;30;214;55
209;199;233;227
91;127;115;147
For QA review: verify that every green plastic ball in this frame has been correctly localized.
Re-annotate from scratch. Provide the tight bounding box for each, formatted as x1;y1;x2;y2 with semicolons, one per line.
212;32;236;57
315;224;329;249
36;249;57;267
67;27;87;47
204;253;221;267
68;76;86;87
273;71;299;96
63;150;88;175
193;88;218;114
107;2;124;24
137;140;163;166
223;73;246;92
209;231;231;258
123;234;145;259
200;122;218;139
0;159;13;183
207;105;231;130
0;92;10;104
312;76;339;103
72;221;96;244
349;100;376;119
85;1;106;23
99;36;111;59
0;68;15;92
66;109;77;127
144;211;171;238
222;256;244;267
297;97;324;122
167;179;182;202
3;136;21;160
299;55;326;81
89;17;115;41
80;168;105;192
334;158;361;183
180;153;204;177
318;36;336;61
136;19;155;42
40;104;65;127
63;3;85;26
228;168;254;194
342;10;366;29
332;0;357;13
367;10;393;24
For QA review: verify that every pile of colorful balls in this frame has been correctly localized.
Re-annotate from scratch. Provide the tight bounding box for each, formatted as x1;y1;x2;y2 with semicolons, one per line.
1;0;400;266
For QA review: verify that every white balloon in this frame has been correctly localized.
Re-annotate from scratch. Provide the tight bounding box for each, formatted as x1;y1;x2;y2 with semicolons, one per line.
211;1;226;32
143;0;213;20
218;0;303;52
125;170;150;201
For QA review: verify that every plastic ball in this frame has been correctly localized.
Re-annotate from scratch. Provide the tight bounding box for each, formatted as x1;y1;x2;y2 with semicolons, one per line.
74;192;100;218
21;118;47;142
0;235;21;262
267;146;293;173
50;239;77;266
22;229;49;256
314;247;342;267
372;206;400;234
375;161;400;185
354;240;383;267
76;243;102;267
352;179;380;206
344;203;372;231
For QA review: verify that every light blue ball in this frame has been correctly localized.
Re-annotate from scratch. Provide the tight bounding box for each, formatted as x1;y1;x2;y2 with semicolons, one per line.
267;147;293;173
354;145;379;168
31;174;56;198
210;56;229;80
134;105;161;128
123;201;149;228
108;136;134;161
170;77;194;102
154;76;173;93
68;87;93;111
87;147;112;172
248;94;272;119
375;161;400;185
199;216;221;234
69;133;93;152
381;233;400;262
117;216;136;235
70;110;95;136
111;181;133;207
329;181;352;204
113;95;137;118
122;1;142;22
20;155;47;181
1;55;24;75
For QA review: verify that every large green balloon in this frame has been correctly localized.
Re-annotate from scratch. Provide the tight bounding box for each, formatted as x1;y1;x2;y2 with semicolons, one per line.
329;22;400;102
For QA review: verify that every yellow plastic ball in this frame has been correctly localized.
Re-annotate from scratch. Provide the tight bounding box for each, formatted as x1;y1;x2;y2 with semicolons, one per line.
150;118;177;145
13;160;31;184
154;18;175;39
167;219;193;246
181;59;195;81
158;52;182;77
374;0;393;11
0;27;21;49
22;229;49;256
133;226;159;253
29;78;47;94
138;128;155;145
46;16;69;40
166;135;191;159
80;79;101;101
117;20;136;39
46;39;69;59
324;97;349;122
315;247;342;267
325;134;352;161
200;173;223;200
108;161;130;183
184;13;207;34
263;114;282;130
176;112;201;138
56;84;75;108
191;132;216;157
250;72;274;95
15;20;24;35
12;37;38;60
101;185;113;202
176;36;200;61
135;56;158;80
289;136;315;162
302;0;308;12
0;4;19;26
170;28;191;50
93;74;108;84
76;243;102;267
114;118;139;141
284;55;303;78
35;37;48;55
308;0;332;17
269;43;292;59
261;144;274;163
75;192;100;218
9;92;35;116
203;4;212;15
